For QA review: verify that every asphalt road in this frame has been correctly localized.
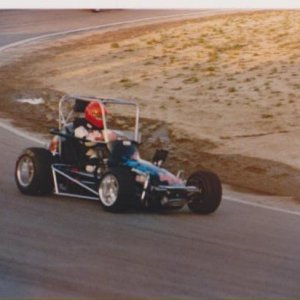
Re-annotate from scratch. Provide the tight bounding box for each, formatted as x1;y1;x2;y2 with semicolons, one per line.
0;9;300;298
1;126;300;298
0;9;220;47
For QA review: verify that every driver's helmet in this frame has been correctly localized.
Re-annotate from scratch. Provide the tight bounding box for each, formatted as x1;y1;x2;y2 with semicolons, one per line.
84;101;107;129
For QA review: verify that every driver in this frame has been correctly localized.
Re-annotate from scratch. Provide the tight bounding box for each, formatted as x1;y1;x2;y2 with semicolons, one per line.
74;101;116;172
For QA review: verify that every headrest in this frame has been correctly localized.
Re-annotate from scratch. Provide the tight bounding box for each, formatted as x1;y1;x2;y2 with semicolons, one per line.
73;99;89;112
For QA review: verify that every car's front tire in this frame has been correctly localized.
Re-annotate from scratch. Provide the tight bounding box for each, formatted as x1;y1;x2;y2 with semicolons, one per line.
187;170;222;214
98;168;136;212
15;147;53;196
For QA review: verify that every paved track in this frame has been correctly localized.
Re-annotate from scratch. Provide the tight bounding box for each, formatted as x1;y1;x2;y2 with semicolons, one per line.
0;10;300;298
0;9;221;47
1;126;300;297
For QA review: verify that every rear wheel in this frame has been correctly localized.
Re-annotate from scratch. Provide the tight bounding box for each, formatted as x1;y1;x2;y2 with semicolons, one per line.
15;147;53;196
98;168;136;212
187;171;222;214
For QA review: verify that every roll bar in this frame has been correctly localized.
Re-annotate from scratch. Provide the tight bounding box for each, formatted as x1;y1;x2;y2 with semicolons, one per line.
58;95;140;143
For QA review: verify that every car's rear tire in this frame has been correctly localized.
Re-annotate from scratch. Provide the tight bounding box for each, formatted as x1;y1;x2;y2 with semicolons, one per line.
187;170;222;214
98;168;136;212
15;147;53;196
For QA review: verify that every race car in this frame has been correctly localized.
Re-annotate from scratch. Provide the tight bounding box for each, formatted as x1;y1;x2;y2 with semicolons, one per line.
15;95;222;213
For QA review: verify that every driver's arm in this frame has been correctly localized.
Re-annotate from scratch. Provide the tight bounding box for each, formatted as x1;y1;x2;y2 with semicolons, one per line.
74;125;88;139
102;129;117;142
74;126;104;142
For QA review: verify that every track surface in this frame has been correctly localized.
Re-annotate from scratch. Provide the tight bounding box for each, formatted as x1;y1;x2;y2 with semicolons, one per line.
0;9;220;47
0;10;300;298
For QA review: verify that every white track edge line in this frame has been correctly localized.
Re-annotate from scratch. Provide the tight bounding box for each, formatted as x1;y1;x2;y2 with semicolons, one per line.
0;121;46;146
0;11;217;52
224;196;300;216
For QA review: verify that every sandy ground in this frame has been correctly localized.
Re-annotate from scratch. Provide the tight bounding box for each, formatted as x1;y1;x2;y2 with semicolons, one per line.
0;10;299;200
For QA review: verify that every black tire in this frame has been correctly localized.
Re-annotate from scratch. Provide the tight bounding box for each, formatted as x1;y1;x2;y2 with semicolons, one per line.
98;168;136;212
15;147;53;196
187;170;222;214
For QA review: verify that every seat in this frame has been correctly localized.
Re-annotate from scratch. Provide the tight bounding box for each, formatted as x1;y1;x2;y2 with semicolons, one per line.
60;122;87;166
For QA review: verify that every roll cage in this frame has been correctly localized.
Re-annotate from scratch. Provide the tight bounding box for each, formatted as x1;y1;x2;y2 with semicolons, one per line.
48;95;142;200
58;95;141;144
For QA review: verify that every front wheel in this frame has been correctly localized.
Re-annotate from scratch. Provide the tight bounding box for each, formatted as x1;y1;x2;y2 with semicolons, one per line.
187;171;222;214
98;168;136;212
15;147;53;196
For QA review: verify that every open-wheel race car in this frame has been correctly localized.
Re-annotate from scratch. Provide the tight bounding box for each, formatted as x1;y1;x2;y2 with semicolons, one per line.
15;95;222;213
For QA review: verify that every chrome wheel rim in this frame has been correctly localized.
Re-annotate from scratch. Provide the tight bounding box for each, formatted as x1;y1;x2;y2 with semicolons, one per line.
99;174;119;206
17;156;34;187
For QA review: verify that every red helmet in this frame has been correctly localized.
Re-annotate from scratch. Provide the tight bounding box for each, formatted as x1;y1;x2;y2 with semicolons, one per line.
84;101;107;128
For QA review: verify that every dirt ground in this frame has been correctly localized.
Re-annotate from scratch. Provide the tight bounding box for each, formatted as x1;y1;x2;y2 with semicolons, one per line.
0;10;299;200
